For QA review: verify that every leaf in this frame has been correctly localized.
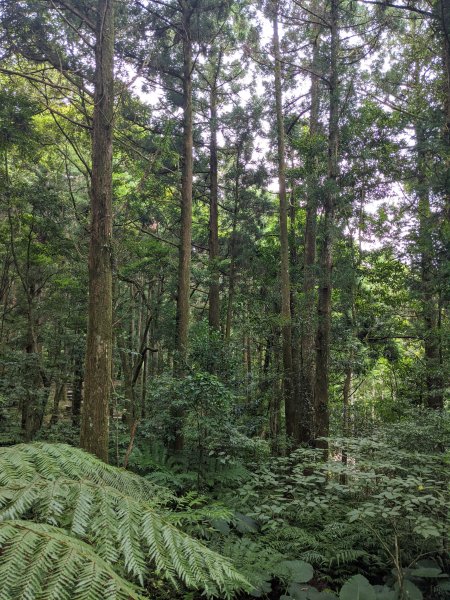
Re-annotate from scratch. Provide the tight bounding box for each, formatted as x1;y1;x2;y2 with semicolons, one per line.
340;575;376;600
0;444;250;598
211;518;230;535
0;520;144;600
234;512;259;533
307;588;339;599
277;560;314;583
407;567;442;578
287;582;310;599
437;581;450;591
372;585;398;599
395;580;423;600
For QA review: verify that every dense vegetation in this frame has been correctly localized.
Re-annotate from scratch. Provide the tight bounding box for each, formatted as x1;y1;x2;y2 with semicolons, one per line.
0;0;448;598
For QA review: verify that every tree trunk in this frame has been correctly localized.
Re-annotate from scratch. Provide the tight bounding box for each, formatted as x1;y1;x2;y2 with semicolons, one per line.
173;1;193;451
440;0;450;144
174;0;193;374
272;2;295;445
225;150;240;341
80;0;115;462
269;345;282;456
315;0;339;446
208;83;220;332
416;125;444;409
50;383;66;426
299;27;321;446
72;348;83;427
22;305;46;441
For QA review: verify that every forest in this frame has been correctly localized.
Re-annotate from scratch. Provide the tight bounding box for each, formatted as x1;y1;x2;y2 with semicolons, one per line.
0;0;448;598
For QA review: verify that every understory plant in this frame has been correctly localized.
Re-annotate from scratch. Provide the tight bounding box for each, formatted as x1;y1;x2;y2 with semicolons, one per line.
0;442;250;599
206;420;450;599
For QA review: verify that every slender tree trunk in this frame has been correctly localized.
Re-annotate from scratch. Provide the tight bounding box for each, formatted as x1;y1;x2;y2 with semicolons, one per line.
416;125;444;409
174;0;193;373
441;0;450;144
272;3;295;444
269;343;282;455
300;28;321;446
80;0;115;462
259;334;273;397
50;383;66;426
340;365;351;483
172;1;193;451
419;205;443;410
315;0;339;446
72;348;83;426
23;303;45;441
208;83;220;333
342;366;351;439
289;188;301;414
225;151;240;340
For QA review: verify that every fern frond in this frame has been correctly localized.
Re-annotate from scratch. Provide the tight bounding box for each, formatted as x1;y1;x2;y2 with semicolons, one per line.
0;474;250;596
299;550;327;566
0;520;144;600
0;443;168;503
327;549;367;567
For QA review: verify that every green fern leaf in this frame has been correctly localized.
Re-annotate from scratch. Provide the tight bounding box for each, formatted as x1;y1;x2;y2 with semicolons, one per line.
0;444;250;597
0;443;168;503
0;520;144;600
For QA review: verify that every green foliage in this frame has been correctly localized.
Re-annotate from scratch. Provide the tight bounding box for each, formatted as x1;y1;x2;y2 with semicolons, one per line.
0;520;143;600
340;575;376;600
0;443;250;598
212;416;449;597
0;442;163;501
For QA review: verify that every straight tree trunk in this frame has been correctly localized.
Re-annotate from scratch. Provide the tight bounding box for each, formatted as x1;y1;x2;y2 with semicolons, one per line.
299;28;321;446
80;0;115;462
174;0;193;374
269;344;282;455
315;0;339;446
23;304;46;441
50;383;66;426
225;150;240;340
72;348;83;426
440;0;450;144
416;125;444;409
173;0;193;451
272;2;295;444
208;83;220;332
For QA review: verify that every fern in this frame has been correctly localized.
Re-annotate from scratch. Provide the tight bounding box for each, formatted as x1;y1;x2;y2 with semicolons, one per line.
0;443;167;503
0;444;250;598
0;520;144;600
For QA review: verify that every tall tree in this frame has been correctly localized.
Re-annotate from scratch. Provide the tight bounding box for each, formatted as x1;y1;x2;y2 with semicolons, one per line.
315;0;340;444
299;18;322;446
174;0;194;379
207;50;222;333
271;0;296;445
80;0;115;461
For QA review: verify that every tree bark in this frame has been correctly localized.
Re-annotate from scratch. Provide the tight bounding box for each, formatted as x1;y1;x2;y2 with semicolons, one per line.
208;82;220;332
72;347;83;427
80;0;115;462
174;0;193;374
299;27;321;446
50;383;66;426
315;0;339;446
225;149;240;340
23;303;46;441
440;0;450;143
416;125;444;409
272;2;295;445
173;0;193;451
